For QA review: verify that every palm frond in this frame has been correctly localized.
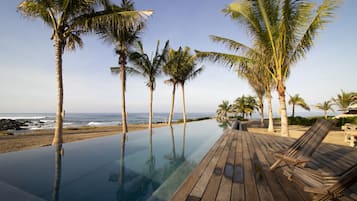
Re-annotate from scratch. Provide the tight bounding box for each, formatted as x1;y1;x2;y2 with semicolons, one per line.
290;0;340;64
195;50;250;69
209;35;253;54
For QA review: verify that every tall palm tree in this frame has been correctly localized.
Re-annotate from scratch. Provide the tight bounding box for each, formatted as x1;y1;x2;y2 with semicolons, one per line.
223;0;339;136
18;0;152;144
163;47;202;125
177;48;204;123
315;100;334;119
129;40;169;129
163;49;180;126
288;94;310;117
216;100;231;120
99;0;152;134
333;90;357;112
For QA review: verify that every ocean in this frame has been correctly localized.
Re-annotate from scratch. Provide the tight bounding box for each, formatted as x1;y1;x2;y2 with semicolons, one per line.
0;113;214;130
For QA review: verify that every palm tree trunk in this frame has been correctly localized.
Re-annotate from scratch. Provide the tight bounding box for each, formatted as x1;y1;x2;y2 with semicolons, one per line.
324;110;327;119
52;144;63;201
181;123;186;159
266;90;274;132
278;82;289;136
259;102;264;128
119;133;126;188
52;37;64;145
169;126;176;160
168;84;176;126
292;104;295;118
181;83;187;123
120;54;128;134
149;87;153;130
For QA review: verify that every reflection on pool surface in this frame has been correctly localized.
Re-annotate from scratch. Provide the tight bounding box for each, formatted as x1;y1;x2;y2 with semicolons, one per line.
0;119;223;201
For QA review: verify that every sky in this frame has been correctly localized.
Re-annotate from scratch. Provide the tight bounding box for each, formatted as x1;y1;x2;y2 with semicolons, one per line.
0;0;356;116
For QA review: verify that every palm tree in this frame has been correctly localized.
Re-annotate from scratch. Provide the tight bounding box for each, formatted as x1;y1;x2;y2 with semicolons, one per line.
216;100;231;120
223;0;339;136
129;40;169;129
315;100;334;119
288;94;310;117
176;48;204;123
238;63;266;127
196;36;276;132
163;47;202;125
99;0;152;134
333;90;357;112
18;0;152;144
163;49;180;126
232;95;257;119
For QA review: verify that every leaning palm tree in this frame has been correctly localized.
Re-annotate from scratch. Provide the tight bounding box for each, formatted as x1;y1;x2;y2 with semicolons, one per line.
129;40;169;129
176;47;204;123
17;0;152;144
99;0;151;133
223;0;339;136
315;100;334;119
288;94;310;117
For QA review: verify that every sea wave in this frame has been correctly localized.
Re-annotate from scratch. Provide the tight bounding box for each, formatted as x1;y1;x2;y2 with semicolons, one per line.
0;116;47;120
87;121;120;126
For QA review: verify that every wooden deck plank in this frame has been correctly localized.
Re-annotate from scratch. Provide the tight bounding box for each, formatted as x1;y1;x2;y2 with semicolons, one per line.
242;132;260;201
231;132;245;201
248;134;290;201
244;132;275;201
170;131;228;201
201;132;233;201
170;129;357;201
188;131;230;199
254;133;311;201
216;131;237;201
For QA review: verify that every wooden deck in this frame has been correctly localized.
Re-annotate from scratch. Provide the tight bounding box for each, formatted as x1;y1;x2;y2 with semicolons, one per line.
170;129;357;201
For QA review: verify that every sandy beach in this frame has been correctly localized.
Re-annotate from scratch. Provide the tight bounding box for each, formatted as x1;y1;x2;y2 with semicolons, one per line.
0;123;166;154
248;125;349;146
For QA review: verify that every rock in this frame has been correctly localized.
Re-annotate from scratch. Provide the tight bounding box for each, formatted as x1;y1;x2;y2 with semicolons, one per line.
0;119;26;131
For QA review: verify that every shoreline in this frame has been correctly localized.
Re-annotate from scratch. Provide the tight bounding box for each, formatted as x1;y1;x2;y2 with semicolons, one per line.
0;123;167;154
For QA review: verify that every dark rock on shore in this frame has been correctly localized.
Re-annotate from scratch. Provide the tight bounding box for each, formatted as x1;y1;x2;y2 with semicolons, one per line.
0;119;27;131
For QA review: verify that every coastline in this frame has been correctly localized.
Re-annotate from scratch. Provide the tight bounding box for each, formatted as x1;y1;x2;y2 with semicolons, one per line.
0;123;167;154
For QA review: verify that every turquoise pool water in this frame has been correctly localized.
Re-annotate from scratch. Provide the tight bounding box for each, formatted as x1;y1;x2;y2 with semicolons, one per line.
0;120;223;201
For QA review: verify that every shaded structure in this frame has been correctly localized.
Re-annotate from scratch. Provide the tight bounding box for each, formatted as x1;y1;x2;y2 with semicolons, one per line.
171;129;357;201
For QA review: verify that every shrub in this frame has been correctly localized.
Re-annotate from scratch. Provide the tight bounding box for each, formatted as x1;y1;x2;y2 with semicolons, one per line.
334;116;357;127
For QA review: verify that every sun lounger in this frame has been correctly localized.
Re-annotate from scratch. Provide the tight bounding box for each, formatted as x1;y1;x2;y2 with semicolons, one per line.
270;119;335;171
284;164;357;201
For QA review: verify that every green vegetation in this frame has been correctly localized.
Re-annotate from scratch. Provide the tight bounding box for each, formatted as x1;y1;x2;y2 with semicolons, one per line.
216;100;232;121
315;101;334;119
129;40;169;129
198;0;339;137
99;0;151;134
332;90;357;112
288;94;310;118
163;47;203;125
17;0;152;143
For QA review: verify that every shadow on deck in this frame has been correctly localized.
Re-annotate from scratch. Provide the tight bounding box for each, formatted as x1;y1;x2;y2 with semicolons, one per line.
170;129;357;201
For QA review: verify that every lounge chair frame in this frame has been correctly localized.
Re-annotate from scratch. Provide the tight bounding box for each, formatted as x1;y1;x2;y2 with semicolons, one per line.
270;119;335;171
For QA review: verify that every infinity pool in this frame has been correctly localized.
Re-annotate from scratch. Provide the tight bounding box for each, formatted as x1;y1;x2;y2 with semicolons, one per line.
0;120;223;201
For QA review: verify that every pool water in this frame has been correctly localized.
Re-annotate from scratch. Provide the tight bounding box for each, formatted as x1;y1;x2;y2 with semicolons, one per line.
0;120;223;201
